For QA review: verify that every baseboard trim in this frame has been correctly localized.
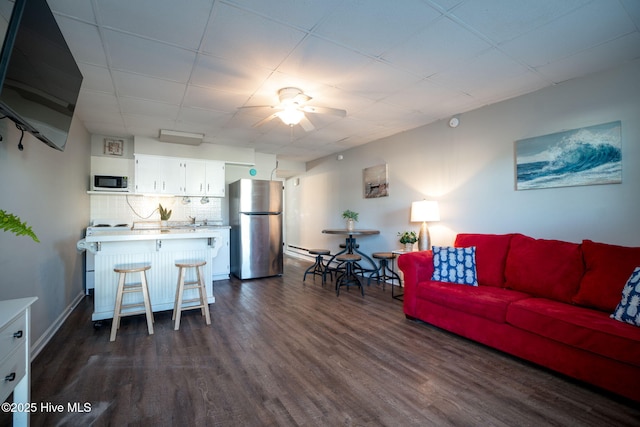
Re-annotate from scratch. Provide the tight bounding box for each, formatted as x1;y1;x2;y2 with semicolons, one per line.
30;291;85;361
285;246;315;261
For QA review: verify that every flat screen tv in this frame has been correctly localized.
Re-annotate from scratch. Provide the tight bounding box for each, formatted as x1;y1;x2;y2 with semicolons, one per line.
0;0;83;151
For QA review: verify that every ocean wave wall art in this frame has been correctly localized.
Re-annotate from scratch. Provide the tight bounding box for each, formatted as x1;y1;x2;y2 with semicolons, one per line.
515;121;622;190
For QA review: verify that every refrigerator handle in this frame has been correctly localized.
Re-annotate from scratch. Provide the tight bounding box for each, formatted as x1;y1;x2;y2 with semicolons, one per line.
241;212;282;215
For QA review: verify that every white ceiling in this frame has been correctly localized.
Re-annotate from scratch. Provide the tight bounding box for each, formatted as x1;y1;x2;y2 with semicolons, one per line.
49;0;640;162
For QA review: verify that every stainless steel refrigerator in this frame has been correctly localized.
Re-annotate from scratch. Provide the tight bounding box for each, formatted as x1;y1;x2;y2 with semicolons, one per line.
229;179;283;279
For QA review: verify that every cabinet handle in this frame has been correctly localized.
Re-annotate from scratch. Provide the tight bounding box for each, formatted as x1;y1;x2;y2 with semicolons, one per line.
13;330;23;339
5;372;16;382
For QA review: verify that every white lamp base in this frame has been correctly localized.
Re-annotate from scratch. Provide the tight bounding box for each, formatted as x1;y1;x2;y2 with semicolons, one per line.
418;221;430;251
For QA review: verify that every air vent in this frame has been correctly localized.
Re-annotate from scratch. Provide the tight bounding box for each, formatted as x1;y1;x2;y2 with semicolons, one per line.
158;129;204;145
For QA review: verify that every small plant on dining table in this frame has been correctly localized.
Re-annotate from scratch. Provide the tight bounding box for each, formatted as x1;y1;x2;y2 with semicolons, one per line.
398;231;418;244
342;210;359;221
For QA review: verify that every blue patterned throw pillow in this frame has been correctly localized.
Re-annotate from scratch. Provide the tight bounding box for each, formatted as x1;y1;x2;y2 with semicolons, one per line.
431;246;478;286
611;267;640;327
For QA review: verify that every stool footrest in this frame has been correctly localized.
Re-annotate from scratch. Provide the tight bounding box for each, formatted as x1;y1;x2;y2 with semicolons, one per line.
183;282;202;289
118;307;147;317
181;298;206;305
122;284;144;292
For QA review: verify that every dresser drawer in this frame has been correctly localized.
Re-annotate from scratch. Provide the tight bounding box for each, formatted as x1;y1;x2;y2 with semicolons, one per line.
0;346;26;403
0;312;26;364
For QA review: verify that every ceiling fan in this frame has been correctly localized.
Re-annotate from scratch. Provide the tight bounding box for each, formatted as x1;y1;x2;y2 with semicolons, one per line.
241;87;347;131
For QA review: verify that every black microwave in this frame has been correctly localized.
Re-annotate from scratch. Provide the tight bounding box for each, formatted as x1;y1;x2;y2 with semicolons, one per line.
92;175;129;191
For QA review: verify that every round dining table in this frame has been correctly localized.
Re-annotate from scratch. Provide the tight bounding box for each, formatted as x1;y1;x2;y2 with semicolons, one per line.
322;229;380;269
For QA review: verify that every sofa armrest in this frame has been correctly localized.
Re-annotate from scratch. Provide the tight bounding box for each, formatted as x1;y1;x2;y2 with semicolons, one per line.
398;250;434;318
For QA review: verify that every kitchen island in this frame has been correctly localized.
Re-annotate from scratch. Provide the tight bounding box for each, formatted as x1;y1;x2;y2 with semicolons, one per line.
85;227;229;322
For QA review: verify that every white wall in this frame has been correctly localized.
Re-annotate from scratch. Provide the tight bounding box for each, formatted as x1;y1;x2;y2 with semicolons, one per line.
285;59;640;259
0;116;90;355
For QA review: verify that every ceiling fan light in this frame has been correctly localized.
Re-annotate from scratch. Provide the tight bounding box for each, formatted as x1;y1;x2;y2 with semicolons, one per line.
278;108;304;126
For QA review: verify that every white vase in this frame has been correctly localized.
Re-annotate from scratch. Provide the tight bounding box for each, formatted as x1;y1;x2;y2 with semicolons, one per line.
161;220;168;228
346;218;355;231
405;242;413;252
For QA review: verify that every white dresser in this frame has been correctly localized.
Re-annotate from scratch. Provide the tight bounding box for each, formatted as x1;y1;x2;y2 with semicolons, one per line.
1;297;37;427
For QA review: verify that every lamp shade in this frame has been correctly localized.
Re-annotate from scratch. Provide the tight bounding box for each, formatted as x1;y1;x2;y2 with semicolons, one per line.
411;200;440;222
277;107;304;126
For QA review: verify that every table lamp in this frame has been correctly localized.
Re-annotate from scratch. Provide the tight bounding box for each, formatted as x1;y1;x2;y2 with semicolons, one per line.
411;200;440;251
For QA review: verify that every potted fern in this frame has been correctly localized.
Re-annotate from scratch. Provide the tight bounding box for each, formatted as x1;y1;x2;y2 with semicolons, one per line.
342;209;358;231
1;209;39;242
158;204;172;228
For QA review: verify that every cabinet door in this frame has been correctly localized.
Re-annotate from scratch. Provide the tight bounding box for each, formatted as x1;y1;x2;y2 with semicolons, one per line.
205;161;225;197
184;160;206;196
134;155;159;193
159;157;185;195
135;155;185;195
212;229;230;280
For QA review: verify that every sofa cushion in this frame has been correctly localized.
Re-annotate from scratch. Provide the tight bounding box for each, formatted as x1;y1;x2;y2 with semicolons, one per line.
506;298;640;368
573;240;640;312
611;267;640;327
416;280;531;323
455;233;514;287
505;234;584;303
432;246;478;286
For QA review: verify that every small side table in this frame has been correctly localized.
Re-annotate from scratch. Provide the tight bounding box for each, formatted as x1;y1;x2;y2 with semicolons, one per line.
391;250;411;301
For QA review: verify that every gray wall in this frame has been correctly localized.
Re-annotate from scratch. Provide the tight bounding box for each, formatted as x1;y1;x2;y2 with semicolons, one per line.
285;59;640;258
0;116;90;355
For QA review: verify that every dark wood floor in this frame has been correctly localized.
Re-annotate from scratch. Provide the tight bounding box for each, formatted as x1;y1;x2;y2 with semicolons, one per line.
4;256;639;426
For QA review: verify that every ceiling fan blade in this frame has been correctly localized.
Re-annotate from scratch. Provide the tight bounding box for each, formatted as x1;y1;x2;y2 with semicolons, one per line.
299;116;315;132
252;113;279;128
301;105;347;117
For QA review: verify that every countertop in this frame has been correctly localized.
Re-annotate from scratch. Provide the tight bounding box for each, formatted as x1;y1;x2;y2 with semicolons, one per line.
85;225;230;243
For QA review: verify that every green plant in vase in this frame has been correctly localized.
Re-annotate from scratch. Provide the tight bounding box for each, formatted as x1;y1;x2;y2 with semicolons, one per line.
398;231;417;251
342;209;358;230
159;204;172;227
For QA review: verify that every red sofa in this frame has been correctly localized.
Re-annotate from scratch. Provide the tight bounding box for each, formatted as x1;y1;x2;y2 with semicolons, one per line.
397;233;640;402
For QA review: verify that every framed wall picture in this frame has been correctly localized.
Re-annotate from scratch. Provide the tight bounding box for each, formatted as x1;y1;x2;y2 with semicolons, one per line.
363;164;389;198
515;121;622;190
104;138;124;156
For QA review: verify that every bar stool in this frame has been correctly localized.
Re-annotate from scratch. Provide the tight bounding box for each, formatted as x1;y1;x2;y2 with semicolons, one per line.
303;249;332;284
335;253;364;297
337;243;360;265
368;253;402;295
173;259;211;330
110;263;154;342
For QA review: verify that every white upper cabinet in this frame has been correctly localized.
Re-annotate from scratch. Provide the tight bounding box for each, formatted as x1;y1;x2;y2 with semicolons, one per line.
184;160;225;197
184;160;207;196
162;157;186;195
135;154;225;197
135;155;185;194
204;161;225;197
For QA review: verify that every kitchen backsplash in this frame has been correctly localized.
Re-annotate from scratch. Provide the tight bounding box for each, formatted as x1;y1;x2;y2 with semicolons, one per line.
90;194;223;225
